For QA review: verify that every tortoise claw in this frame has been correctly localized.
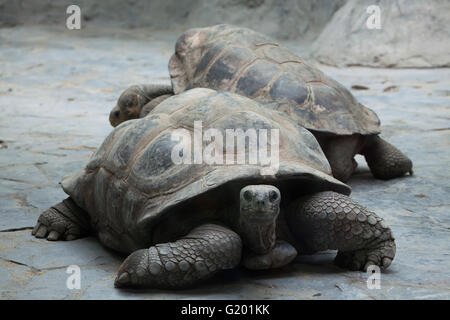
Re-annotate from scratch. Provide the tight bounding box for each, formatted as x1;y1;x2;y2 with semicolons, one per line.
114;272;131;288
32;198;89;241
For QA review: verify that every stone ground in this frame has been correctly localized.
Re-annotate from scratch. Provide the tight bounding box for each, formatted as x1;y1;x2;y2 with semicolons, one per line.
0;25;449;300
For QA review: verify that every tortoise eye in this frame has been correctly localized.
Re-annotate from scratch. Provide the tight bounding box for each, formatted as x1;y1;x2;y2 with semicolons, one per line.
243;190;252;201
269;190;278;202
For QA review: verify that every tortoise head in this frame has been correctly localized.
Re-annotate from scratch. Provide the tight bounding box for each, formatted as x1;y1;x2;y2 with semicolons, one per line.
239;185;280;254
109;85;150;127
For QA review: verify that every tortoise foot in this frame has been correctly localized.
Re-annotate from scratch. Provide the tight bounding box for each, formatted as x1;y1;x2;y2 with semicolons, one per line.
287;191;396;271
32;197;90;241
115;224;242;289
362;135;413;180
334;239;396;271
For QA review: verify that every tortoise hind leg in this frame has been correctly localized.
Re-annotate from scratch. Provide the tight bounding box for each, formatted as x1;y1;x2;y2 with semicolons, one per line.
114;224;242;289
286;191;396;271
361;135;413;180
317;135;359;182
32;197;90;241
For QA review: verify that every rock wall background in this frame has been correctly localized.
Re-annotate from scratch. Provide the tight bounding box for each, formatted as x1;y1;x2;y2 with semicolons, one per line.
0;0;449;67
311;0;450;68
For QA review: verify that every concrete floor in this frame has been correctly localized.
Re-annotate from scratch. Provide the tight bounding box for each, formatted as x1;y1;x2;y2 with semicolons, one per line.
0;26;449;300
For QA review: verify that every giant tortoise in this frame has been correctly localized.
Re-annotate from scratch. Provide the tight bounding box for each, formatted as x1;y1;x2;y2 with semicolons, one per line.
110;25;412;182
36;89;396;289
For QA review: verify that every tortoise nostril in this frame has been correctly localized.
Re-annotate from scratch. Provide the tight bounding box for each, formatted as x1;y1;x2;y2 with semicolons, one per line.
114;110;120;118
256;199;265;206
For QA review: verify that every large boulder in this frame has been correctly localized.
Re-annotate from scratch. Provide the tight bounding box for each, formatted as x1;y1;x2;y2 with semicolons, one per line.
311;0;450;68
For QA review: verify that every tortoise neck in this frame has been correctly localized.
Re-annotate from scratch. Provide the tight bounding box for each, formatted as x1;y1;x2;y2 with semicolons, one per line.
239;212;278;255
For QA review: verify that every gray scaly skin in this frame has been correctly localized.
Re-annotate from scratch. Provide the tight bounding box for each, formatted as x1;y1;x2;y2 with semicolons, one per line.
361;135;413;180
316;133;413;182
288;191;395;270
115;224;242;289
33;187;395;289
32;198;90;241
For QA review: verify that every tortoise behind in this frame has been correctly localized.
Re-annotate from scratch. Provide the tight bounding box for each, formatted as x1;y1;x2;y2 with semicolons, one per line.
36;89;396;289
110;25;412;182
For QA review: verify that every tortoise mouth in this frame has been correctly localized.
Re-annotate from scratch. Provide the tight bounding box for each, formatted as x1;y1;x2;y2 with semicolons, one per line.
240;207;278;214
240;207;279;221
109;106;122;127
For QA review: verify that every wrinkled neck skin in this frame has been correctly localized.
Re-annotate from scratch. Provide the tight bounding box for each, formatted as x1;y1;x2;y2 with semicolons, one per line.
239;210;279;255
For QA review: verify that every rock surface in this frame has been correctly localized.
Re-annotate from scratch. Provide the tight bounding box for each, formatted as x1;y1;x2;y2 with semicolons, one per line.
312;0;450;68
2;0;448;67
0;0;345;41
0;26;449;299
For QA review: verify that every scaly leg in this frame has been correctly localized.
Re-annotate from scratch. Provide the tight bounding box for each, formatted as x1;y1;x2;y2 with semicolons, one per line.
287;191;396;271
114;224;242;289
361;135;413;180
318;135;359;182
32;197;90;241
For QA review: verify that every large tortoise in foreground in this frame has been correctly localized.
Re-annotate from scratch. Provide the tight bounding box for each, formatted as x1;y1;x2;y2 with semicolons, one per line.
36;89;396;289
110;24;412;182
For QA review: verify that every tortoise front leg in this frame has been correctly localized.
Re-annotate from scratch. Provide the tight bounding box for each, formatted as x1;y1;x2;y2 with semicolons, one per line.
287;191;396;271
114;224;242;289
361;135;413;180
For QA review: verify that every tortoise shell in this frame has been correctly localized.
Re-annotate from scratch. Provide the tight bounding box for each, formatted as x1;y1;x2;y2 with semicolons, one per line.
61;88;350;254
169;24;380;136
